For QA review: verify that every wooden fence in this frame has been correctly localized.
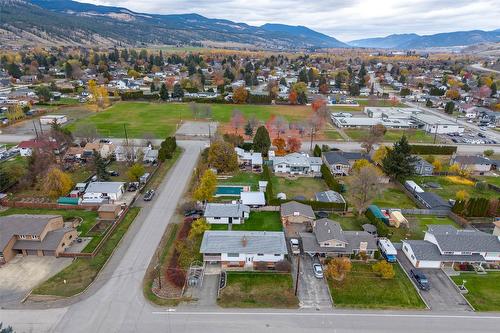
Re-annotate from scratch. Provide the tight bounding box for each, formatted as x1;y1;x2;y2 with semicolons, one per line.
0;199;99;211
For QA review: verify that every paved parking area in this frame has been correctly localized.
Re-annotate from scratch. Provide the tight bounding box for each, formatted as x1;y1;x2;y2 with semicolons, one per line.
397;252;472;312
175;121;218;139
292;255;332;309
0;256;72;305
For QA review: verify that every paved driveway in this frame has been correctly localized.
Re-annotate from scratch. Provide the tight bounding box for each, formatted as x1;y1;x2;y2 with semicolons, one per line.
397;252;472;312
292;255;332;309
0;256;72;306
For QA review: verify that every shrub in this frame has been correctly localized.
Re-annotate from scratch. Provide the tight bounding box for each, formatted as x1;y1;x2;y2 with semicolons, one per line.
372;260;395;279
321;164;342;192
410;145;457;155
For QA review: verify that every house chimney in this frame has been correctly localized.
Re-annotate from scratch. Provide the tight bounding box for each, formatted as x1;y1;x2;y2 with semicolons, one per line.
241;236;248;247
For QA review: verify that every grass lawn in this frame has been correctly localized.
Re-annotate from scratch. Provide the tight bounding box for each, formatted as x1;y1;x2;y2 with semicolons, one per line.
209;212;282;231
345;129;435;143
329;214;367;231
328;262;425;309
323;129;344;140
451;272;500;311
144;148;182;191
106;160;155;182
372;186;417;208
272;176;328;200
218;272;298;308
32;207;140;297
389;215;458;242
218;171;262;191
477;175;500;187
355;99;407;107
67;102;315;138
410;176;499;200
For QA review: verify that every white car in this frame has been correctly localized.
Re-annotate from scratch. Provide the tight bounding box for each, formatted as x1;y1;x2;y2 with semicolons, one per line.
313;263;324;279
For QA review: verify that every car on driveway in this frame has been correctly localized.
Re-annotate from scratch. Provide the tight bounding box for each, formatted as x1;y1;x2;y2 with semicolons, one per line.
143;189;155;201
313;263;324;279
410;269;430;290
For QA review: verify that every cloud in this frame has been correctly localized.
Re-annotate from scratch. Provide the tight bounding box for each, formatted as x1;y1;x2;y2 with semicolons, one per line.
79;0;500;41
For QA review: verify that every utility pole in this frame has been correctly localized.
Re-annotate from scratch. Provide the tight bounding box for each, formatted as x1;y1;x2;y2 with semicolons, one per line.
294;255;301;296
33;120;39;139
309;128;315;152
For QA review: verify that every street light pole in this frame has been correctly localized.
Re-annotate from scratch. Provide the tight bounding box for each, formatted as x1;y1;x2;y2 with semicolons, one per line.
294;255;301;296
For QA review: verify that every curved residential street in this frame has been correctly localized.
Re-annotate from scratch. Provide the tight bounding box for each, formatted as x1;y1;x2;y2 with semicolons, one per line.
1;140;500;332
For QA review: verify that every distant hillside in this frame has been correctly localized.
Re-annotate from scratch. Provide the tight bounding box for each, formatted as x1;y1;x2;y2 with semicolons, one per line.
260;23;348;48
0;0;348;49
349;30;500;49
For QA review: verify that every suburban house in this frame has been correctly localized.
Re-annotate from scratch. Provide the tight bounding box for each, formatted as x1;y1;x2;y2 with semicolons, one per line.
83;142;116;159
270;153;322;175
83;182;125;203
200;231;288;269
0;215;77;264
240;191;266;207
322;151;370;176
412;156;434;176
402;225;500;268
143;149;159;163
280;201;315;225
414;191;451;210
17;139;61;157
204;203;250;225
450;155;493;173
235;147;263;172
300;218;378;258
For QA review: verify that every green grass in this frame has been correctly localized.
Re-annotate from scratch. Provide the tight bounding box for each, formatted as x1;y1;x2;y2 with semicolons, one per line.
328;262;425;309
272;176;328;201
355;99;407;107
410;176;499;200
218;171;262;191
209;212;282;231
477;175;500;187
32;208;140;297
144;148;182;191
323;129;344;140
218;272;298;308
345;129;434;143
329;214;367;231
372;186;417;208
44;97;80;106
67;102;314;138
389;215;458;242
451;272;500;311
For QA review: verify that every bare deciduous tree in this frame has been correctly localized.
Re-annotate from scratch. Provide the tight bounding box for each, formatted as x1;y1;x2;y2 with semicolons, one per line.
346;165;381;214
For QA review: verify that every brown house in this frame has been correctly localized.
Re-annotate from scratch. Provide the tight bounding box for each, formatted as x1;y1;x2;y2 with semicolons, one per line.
280;201;316;225
0;215;77;264
98;204;121;221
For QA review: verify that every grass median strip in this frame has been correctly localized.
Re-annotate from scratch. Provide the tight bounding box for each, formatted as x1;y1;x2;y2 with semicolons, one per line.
32;207;140;298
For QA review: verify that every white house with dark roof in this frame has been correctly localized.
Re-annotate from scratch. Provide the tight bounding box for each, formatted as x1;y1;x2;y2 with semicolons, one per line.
204;203;250;225
300;218;377;258
402;224;500;268
200;231;287;269
450;155;493;173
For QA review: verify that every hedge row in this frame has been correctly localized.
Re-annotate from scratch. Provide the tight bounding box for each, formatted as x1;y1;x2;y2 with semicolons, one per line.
321;164;343;192
410;145;457;155
365;208;389;237
452;197;500;217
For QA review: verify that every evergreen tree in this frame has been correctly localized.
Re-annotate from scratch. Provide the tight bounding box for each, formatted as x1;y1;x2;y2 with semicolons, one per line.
93;151;109;181
244;121;253;136
382;135;417;181
253;126;271;156
159;83;169;100
172;83;184;99
444;101;455;114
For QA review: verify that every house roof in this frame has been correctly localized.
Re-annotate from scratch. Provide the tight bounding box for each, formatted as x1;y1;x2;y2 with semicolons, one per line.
98;204;120;212
13;228;74;251
240;192;265;205
300;230;377;254
200;231;287;254
271;153;311;167
403;240;486;262
204;203;250;218
235;148;263;165
315;190;345;203
0;215;60;250
323;151;349;166
280;201;315;219
18;140;58;150
427;225;500;253
415;192;451;210
85;182;125;194
453;155;492;166
313;218;346;243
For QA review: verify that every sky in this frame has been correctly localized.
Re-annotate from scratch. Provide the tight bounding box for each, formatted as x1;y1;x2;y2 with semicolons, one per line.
80;0;500;41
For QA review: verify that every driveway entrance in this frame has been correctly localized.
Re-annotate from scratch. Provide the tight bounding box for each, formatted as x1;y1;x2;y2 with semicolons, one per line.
292;254;332;309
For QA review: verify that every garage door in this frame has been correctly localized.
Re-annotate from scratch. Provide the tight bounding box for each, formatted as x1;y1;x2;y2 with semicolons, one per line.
26;250;38;256
43;250;55;256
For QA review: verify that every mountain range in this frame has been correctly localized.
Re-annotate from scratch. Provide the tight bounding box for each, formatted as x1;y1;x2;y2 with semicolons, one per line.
0;0;498;50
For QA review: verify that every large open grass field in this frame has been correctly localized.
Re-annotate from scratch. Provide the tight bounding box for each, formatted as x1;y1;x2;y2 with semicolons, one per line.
218;272;298;308
451;272;500;311
410;175;499;201
67;102;317;138
328;262;425;309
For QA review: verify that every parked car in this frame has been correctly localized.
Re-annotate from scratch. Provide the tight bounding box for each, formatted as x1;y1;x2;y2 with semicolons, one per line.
127;182;139;192
478;132;486;138
184;209;203;217
107;170;119;176
290;238;300;255
313;263;324;279
143;189;155;201
410;269;430;290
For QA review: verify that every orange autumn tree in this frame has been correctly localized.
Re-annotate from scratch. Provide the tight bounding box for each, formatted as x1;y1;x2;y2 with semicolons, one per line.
273;137;286;155
287;137;302;152
289;90;298;105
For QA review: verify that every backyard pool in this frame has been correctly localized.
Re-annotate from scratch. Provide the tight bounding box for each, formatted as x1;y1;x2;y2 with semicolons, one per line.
215;185;250;196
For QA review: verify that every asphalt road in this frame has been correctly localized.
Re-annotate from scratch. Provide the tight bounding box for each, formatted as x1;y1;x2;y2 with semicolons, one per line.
1;140;500;332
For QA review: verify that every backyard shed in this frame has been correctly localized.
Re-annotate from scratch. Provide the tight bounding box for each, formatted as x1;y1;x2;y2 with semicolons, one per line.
98;204;121;220
366;205;389;225
389;211;408;228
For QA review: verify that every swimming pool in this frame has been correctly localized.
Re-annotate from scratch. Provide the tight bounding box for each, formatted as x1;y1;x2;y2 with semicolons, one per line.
215;185;250;196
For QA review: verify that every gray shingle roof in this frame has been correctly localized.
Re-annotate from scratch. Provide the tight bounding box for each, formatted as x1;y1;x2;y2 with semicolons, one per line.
271;153;311;167
204;203;250;218
323;151;349;166
427;225;500;253
280;201;315;219
300;230;377;254
200;231;287;254
415;192;451;209
85;182;125;194
13;228;74;251
0;215;60;249
315;190;345;203
313;218;346;243
453;155;492;166
403;240;486;262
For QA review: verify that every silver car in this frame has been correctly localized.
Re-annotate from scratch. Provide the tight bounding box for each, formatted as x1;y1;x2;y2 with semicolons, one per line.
313;263;324;279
